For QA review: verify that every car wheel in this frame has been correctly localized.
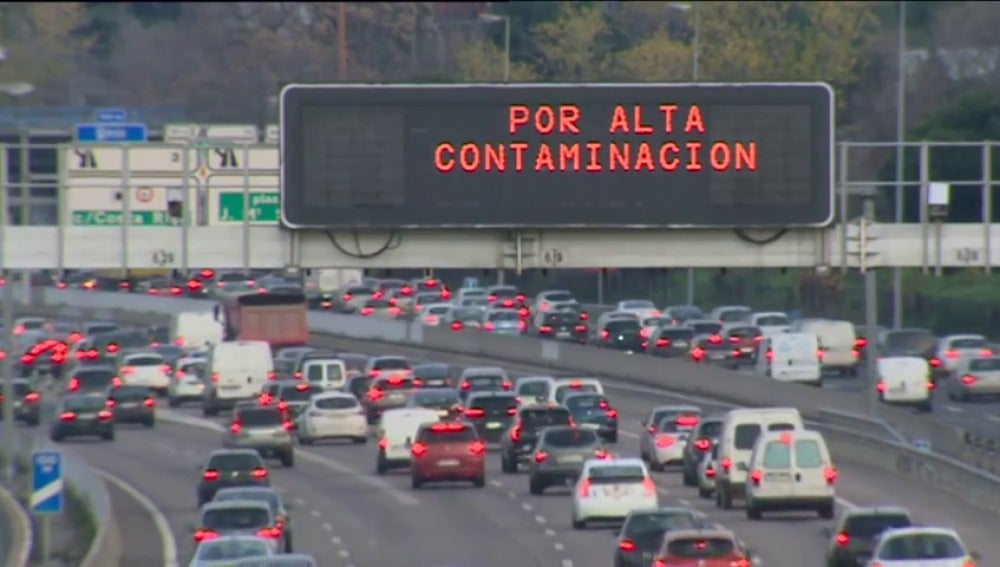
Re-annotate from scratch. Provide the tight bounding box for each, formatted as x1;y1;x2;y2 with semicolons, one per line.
26;418;39;427
376;454;387;475
746;504;762;520
298;435;313;446
101;431;115;442
529;476;544;495
572;517;586;530
202;405;218;417
411;476;423;489
682;467;697;487
168;397;181;408
473;476;485;488
719;485;733;509
352;436;367;445
606;432;618;444
280;450;295;468
143;419;155;428
501;454;516;474
698;486;712;499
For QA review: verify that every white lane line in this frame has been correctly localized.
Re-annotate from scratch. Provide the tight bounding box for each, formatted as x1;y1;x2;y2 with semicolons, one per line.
310;509;321;517
158;409;421;506
988;415;1000;423
534;514;547;524
554;542;565;551
944;405;965;413
293;497;305;506
322;522;333;532
678;499;690;506
545;528;556;537
507;491;517;499
96;468;179;567
522;502;533;511
332;536;343;545
338;549;350;558
489;480;503;487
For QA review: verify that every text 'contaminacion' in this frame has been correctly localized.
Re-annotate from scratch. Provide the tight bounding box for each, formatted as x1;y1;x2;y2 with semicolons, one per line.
434;104;758;174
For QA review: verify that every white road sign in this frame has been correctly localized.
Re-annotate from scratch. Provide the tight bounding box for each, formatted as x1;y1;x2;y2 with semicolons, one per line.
203;147;278;171
65;146;198;174
65;176;199;226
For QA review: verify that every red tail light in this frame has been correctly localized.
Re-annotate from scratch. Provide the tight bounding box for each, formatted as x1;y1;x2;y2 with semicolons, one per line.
469;440;486;455
464;408;485;418
962;375;977;385
750;469;763;486
106;343;119;354
929;357;941;367
13;324;25;336
424;315;440;325
579;311;589;321
200;269;215;279
655;434;675;448
676;415;699;427
855;337;868;349
506;407;518;416
823;466;838;485
252;467;269;479
511;423;522;442
230;422;242;434
202;468;220;481
193;529;218;542
143;397;155;408
60;411;77;421
68;332;82;343
876;381;887;393
106;398;116;408
705;464;716;477
606;409;618;418
257;526;282;538
647;425;656;434
516;293;526;303
691;347;705;361
378;438;388;449
187;279;202;291
277;401;288;412
400;285;412;296
211;372;220;383
600;330;610;340
656;338;669;348
120;367;135;375
451;321;464;331
729;335;741;344
642;477;656;496
640;328;651;339
518;320;527;331
595;449;610;459
539;325;553;334
732;558;751;567
945;349;960;359
68;378;80;391
483;321;495;331
720;457;732;472
708;334;722;345
360;307;374;316
835;532;849;546
578;478;591;497
652;559;666;567
693;438;711;451
388;306;401;317
440;287;451;300
174;336;185;347
981;348;993;356
282;420;293;431
342;292;352;302
411;442;428;457
460;381;471;391
501;380;512;390
618;539;636;552
367;388;384;401
817;349;826;361
98;410;113;421
24;392;40;403
21;354;35;365
575;324;587;333
257;287;268;294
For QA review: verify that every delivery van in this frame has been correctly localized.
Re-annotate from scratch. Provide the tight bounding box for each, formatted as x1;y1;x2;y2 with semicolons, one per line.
203;340;274;416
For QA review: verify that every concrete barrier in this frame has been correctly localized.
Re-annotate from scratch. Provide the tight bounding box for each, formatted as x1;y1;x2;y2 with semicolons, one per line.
0;479;32;567
16;288;1000;518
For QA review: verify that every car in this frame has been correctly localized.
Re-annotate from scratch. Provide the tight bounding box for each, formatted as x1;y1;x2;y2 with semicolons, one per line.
947;356;1000;401
639;405;701;466
500;403;574;473
296;392;367;445
234;553;318;566
290;353;346;391
562;392;618;442
661;305;704;325
867;526;980;566
824;506;912;567
376;407;441;475
875;357;933;412
212;486;295;553
410;420;486;489
571;458;658;529
365;373;420;423
688;333;733;364
682;319;723;337
259;381;323;425
697;444;720;499
722;323;763;366
197;449;271;507
104;384;156;427
878;327;941;377
715;407;804;510
461;391;519;443
615;299;661;320
223;406;295;467
532;311;587;342
482;309;525;335
410;363;455;388
934;334;992;378
419;303;452;326
116;351;172;394
67;365;120;394
680;415;724;486
485;285;525;309
457;366;512;401
595;317;645;353
550;378;605;405
188;534;274;566
513;376;557;405
272;347;314;379
645;414;701;471
405;387;464;421
5;378;41;426
364;355;411;379
749;311;791;335
192;500;287;554
533;289;578;314
708;305;752;324
528;426;609;495
50;394;115;442
168;357;207;407
443;306;485;331
745;429;837;519
614;507;710;567
792;318;861;377
650;527;755;567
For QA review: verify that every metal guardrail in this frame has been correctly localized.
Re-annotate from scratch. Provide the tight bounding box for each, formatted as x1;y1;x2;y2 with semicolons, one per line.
0;472;31;567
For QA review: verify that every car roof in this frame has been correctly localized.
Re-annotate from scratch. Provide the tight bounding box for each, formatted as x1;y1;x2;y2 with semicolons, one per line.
651;404;701;414
878;526;959;539
843;505;911;518
467;391;516;399
214;485;278;496
73;365;116;372
516;376;556;383
311;391;356;400
200;499;271;512
663;527;737;541
554;377;601;385
414;387;459;395
586;457;644;468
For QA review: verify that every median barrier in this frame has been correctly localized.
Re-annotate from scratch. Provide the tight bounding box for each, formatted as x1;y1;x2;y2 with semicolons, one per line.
0;477;32;567
17;288;1000;517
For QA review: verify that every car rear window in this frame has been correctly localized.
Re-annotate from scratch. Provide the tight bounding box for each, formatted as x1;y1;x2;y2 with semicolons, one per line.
467;395;517;412
74;369;115;385
762;442;791;469
63;396;106;411
728;326;761;339
667;537;736;558
314;396;358;410
373;358;409;371
794;440;823;468
544;292;574;302
463;374;505;389
950;337;985;349
606;320;641;333
969;358;1000;371
517;381;550;396
543;313;577;325
587;465;645;483
202;507;270;530
305;363;343;382
719;309;751;322
108;386;152;400
127;356;163;366
659;328;694;340
280;384;320;401
878;534;965;560
488;311;520;322
521;408;572;428
455;307;483;320
413;365;449;379
86;323;118;335
490;287;518;298
238;409;283;426
756;315;788;326
420;425;477;443
564;395;607;411
624;512;699;537
196;538;271;560
884;330;936;353
845;514;912;538
542;429;598;448
213;490;280;514
690;322;722;335
734;424;762;450
209;453;264;471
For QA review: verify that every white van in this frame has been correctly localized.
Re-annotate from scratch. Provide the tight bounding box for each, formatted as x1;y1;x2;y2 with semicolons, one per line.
792;319;859;376
549;378;605;404
171;311;224;350
756;333;822;386
301;357;347;391
714;407;804;510
744;429;836;520
876;356;933;412
203;340;274;416
376;407;440;474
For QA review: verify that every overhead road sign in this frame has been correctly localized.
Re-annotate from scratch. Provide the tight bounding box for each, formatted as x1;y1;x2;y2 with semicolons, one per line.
75;123;148;143
95;108;128;123
30;451;63;515
279;82;834;229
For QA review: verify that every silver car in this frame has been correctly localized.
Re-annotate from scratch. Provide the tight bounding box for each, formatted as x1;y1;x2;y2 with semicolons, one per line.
192;500;286;554
697;443;720;499
528;426;609;495
188;535;273;567
947;356;1000;401
222;406;295;467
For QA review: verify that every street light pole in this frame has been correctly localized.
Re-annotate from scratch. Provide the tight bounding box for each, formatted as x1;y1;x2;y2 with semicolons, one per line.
692;2;700;82
892;1;906;330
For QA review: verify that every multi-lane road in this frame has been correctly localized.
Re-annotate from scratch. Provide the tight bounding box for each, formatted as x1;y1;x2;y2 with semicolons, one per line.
32;329;1000;566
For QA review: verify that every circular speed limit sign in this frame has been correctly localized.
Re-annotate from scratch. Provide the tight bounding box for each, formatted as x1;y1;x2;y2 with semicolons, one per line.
135;186;154;203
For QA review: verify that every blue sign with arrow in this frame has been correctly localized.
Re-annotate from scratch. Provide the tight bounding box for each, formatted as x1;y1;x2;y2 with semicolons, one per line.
30;451;63;515
75;123;148;143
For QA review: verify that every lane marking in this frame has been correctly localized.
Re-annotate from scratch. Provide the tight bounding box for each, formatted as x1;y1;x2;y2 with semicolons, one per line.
310;509;321;517
322;523;333;532
944;405;965;413
507;490;517;499
522;502;533;511
534;514;547;524
545;528;556;537
332;536;342;545
338;549;350;558
96;468;179;567
678;499;690;506
619;430;640;439
489;480;503;487
988;416;1000;423
554;542;565;551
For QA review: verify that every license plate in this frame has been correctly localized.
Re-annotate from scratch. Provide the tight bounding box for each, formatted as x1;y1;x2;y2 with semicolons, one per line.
437;410;449;418
559;455;583;463
387;393;405;402
556;331;571;339
579;423;600;430
765;472;793;481
437;459;460;467
710;351;728;359
221;385;240;390
674;341;688;348
740;347;753;353
486;422;502;430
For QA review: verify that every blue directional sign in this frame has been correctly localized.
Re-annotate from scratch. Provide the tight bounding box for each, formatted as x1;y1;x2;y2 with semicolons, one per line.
75;123;148;143
95;108;128;122
30;451;63;515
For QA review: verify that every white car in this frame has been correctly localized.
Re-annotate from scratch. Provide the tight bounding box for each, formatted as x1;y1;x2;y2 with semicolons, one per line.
514;376;557;405
118;351;171;393
646;415;696;471
749;311;791;335
697;444;719;499
168;357;206;407
420;303;453;327
614;300;660;321
934;334;992;377
571;458;658;529
297;392;368;445
534;290;578;313
867;526;979;567
188;534;274;567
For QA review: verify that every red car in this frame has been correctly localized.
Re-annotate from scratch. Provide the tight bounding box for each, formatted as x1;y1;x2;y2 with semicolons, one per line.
410;421;486;489
651;528;753;567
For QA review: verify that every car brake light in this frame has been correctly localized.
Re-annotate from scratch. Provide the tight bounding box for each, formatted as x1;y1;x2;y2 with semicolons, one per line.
518;320;527;331
464;408;485;418
823;466;838;485
653;560;666;567
411;442;428;457
282;420;293;431
600;329;610;340
691;346;705;361
694;438;711;451
505;407;518;416
200;269;215;279
876;381;887;393
483;321;495;331
929;357;941;367
618;539;636;553
606;409;618;418
655;338;669;348
161;364;172;374
257;526;282;538
574;324;587;333
510;423;522;442
720;456;732;472
594;449;610;459
277;401;288;412
750;469;763;486
946;349;960;359
534;451;548;463
211;372;220;382
539;325;553;334
400;285;412;296
729;335;741;344
708;334;722;345
360;307;374;316
655;434;675;448
981;348;993;356
106;343;119;354
817;349;826;361
68;378;80;391
855;337;868;349
68;332;82;343
732;559;751;567
106;399;116;408
378;438;388;449
647;425;656;434
451;321;463;331
962;375;977;385
60;411;77;421
367;388;384;401
460;381;471;390
252;467;269;479
424;315;440;325
676;415;699;427
24;392;39;403
578;478;591;497
230;422;242;434
144;397;155;407
639;328;651;339
186;279;201;290
501;380;512;390
342;292;352;302
642;477;656;496
98;410;113;421
470;440;486;455
121;366;135;375
193;529;218;542
202;468;220;481
835;532;849;546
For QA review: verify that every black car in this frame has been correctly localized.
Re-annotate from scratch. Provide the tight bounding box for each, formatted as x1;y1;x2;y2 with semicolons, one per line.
271;381;324;425
67;366;120;395
50;394;115;442
462;392;519;443
528;426;608;494
614;507;709;567
647;326;695;358
534;312;587;343
562;392;619;443
500;404;574;473
197;449;271;507
342;375;373;402
104;385;156;427
597;319;644;352
4;379;42;425
681;415;724;486
825;506;912;567
411;363;455;388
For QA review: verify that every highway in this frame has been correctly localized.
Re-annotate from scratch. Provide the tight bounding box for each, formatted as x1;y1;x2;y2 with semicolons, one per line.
30;326;1000;566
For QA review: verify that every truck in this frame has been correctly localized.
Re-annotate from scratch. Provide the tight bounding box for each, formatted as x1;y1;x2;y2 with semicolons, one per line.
214;291;308;348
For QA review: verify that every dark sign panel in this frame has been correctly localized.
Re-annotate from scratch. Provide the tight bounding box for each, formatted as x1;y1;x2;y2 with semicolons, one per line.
280;83;833;229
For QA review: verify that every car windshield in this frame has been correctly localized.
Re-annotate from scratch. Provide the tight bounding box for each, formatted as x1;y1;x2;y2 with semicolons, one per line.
951;337;985;349
969;358;1000;371
667;537;736;558
624;512;699;537
314;396;358;410
196;539;271;560
878;534;966;560
755;314;789;326
521;409;572;428
238;409;283;426
202;507;270;530
606;320;641;333
63;396;106;411
542;428;598;448
884;330;935;352
108;386;152;401
734;424;762;450
208;453;263;471
844;514;912;538
544;292;574;302
126;355;163;366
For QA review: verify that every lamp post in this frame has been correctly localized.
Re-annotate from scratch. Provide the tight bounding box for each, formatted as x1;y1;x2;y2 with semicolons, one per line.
670;3;700;304
479;13;511;83
0;78;34;483
892;1;906;329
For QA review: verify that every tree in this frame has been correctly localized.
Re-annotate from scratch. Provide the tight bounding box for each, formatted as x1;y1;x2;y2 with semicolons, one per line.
530;3;613;81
